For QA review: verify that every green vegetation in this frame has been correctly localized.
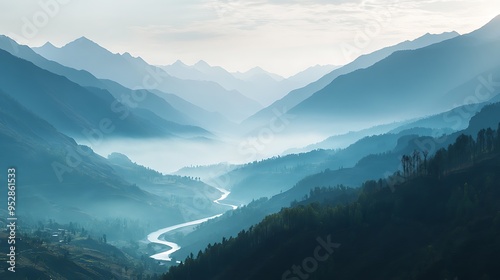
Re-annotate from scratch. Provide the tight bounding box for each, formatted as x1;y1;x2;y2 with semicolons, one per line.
163;126;500;280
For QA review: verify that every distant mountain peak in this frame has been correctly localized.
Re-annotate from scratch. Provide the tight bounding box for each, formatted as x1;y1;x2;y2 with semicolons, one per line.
194;60;211;68
64;36;103;49
414;31;460;41
40;41;57;49
172;59;187;67
445;31;460;36
192;60;214;73
74;36;93;43
389;31;460;51
195;59;209;65
249;66;264;72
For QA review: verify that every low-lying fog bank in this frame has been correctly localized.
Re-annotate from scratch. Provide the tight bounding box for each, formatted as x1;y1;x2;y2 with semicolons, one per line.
77;133;327;174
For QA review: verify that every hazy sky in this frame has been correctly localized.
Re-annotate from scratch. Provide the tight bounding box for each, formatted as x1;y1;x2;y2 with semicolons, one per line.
1;0;499;76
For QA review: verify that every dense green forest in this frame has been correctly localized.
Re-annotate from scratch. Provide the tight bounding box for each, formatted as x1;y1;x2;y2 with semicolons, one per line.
163;125;500;280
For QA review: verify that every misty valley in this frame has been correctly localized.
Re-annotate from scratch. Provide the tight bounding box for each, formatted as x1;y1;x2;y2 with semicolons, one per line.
1;11;500;280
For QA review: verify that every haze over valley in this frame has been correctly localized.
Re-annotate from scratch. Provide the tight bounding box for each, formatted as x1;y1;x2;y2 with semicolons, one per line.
1;2;500;279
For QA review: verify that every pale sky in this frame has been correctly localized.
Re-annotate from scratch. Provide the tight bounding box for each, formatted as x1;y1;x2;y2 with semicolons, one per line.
1;0;499;77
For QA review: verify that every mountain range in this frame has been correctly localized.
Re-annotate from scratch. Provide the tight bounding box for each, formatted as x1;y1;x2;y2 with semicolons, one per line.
0;88;173;224
242;31;460;132
0;48;212;141
1;13;500;280
0;41;231;227
34;37;262;122
162;60;338;106
0;86;225;227
0;35;234;134
285;17;500;135
169;100;500;263
164;140;500;279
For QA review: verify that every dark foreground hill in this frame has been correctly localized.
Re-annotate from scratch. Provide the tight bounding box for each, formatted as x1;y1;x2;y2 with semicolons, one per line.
163;128;500;280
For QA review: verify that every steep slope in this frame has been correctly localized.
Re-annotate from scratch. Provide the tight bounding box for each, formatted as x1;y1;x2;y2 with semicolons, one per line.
279;103;500;206
0;49;211;140
0;36;215;136
33;37;262;121
149;89;238;134
221;126;444;204
285;64;340;88
242;31;459;131
289;62;500;154
0;89;182;225
288;16;500;134
164;144;500;280
284;121;408;154
0;36;103;88
0;37;178;123
174;102;500;257
463;102;500;136
294;99;491;154
159;99;500;266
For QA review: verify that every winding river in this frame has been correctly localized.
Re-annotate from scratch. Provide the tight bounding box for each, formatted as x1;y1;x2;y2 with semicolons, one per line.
147;187;237;262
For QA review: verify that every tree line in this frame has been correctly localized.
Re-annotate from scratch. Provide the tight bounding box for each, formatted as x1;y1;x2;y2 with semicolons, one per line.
400;123;500;179
162;124;500;280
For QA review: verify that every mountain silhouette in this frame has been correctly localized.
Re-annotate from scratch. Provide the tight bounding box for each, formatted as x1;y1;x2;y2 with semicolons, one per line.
0;35;221;133
0;48;209;139
163;60;334;106
242;31;459;131
0;89;184;224
34;37;262;121
287;18;500;135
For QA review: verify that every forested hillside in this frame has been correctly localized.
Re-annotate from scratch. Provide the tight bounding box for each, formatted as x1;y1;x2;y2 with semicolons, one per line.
164;125;500;280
